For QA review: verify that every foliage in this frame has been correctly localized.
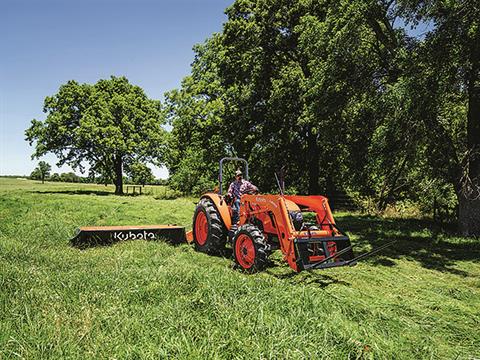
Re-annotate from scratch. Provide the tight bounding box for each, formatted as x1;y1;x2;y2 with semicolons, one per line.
60;172;81;183
29;161;51;183
29;168;42;181
167;148;218;195
393;0;480;234
126;162;155;186
164;35;228;195
25;76;166;195
167;0;407;195
49;173;61;182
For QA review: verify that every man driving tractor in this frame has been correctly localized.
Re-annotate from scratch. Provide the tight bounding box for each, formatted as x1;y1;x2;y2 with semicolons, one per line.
227;169;258;225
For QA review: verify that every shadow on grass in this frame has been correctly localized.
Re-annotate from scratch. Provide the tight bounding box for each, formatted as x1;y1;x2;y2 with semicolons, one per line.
267;268;351;288
336;214;480;277
31;189;114;196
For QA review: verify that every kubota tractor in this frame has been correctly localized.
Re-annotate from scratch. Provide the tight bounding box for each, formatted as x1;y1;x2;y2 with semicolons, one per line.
188;158;371;273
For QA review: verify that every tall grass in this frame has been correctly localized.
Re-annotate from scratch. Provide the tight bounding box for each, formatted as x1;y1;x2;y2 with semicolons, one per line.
0;179;479;359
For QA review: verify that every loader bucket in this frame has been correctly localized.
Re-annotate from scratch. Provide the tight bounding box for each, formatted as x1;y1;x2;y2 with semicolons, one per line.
71;225;187;249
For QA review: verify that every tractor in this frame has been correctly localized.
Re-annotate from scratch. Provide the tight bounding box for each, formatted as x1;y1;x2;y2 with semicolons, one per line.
188;158;367;273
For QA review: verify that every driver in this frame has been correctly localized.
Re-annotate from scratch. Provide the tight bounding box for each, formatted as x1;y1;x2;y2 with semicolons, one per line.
227;169;258;225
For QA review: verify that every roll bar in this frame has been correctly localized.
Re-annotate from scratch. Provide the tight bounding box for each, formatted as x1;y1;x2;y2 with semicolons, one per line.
219;157;249;195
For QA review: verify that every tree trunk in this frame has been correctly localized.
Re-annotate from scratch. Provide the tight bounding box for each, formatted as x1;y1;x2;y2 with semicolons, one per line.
458;194;480;236
377;155;408;212
114;155;124;195
458;32;480;236
306;126;320;195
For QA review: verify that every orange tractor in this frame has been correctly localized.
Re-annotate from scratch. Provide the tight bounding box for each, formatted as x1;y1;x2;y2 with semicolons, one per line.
187;158;386;273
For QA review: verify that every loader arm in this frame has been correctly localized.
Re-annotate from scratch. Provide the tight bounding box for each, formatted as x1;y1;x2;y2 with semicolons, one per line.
241;194;354;272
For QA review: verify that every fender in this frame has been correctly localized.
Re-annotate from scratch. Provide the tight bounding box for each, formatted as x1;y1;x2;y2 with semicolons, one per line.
201;192;232;230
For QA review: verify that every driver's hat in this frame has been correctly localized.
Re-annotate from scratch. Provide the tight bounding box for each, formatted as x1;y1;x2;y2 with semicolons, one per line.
235;169;243;177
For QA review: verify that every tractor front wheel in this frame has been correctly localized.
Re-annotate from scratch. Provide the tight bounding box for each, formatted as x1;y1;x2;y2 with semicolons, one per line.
233;224;268;273
192;197;226;253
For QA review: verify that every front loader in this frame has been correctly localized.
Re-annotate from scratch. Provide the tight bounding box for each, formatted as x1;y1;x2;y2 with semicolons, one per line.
188;157;389;273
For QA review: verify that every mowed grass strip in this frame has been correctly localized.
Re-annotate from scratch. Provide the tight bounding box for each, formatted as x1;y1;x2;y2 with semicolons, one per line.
0;178;479;359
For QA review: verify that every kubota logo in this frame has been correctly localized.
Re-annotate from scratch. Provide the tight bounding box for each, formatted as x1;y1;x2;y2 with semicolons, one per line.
113;231;156;241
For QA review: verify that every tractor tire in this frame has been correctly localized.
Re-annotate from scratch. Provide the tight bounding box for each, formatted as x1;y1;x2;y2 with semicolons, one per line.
192;197;227;254
232;224;268;273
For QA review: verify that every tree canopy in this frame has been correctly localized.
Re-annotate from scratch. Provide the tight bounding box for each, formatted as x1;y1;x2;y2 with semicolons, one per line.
26;76;166;194
127;162;155;186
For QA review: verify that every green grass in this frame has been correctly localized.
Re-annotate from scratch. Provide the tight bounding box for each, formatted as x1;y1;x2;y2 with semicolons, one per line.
0;178;479;359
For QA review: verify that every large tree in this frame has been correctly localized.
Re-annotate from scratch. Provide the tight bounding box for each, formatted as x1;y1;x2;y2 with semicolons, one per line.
164;35;229;194
394;0;480;235
168;0;403;194
25;76;166;195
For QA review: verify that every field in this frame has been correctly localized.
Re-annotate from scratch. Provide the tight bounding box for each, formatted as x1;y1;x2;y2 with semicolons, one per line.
0;178;479;359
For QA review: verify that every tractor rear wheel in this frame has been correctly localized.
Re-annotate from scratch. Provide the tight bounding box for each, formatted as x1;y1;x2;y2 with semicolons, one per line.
233;224;268;273
192;197;227;253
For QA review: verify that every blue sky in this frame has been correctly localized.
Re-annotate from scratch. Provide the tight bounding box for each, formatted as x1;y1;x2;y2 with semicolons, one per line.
0;0;231;178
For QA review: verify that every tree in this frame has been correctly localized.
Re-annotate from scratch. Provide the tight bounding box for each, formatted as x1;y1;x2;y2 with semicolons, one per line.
30;161;51;183
168;0;404;195
127;162;154;186
49;173;60;182
29;168;41;181
25;76;166;195
394;0;480;235
164;35;230;194
60;172;81;183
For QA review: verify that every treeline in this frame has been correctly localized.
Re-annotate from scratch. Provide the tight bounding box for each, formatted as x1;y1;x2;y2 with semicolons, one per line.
30;171;167;186
165;0;480;235
32;173;166;185
30;171;86;183
29;161;167;185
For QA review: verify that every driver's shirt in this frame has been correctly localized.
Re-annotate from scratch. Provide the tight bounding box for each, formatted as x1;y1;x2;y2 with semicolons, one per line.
227;179;258;199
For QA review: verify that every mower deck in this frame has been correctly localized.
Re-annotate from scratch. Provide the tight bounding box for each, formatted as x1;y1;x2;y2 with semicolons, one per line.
71;225;186;248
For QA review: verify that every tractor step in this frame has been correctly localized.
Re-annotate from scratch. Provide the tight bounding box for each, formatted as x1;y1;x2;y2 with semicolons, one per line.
71;225;186;248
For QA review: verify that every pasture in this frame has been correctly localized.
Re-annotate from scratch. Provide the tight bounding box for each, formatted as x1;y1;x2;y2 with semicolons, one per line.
0;178;479;359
